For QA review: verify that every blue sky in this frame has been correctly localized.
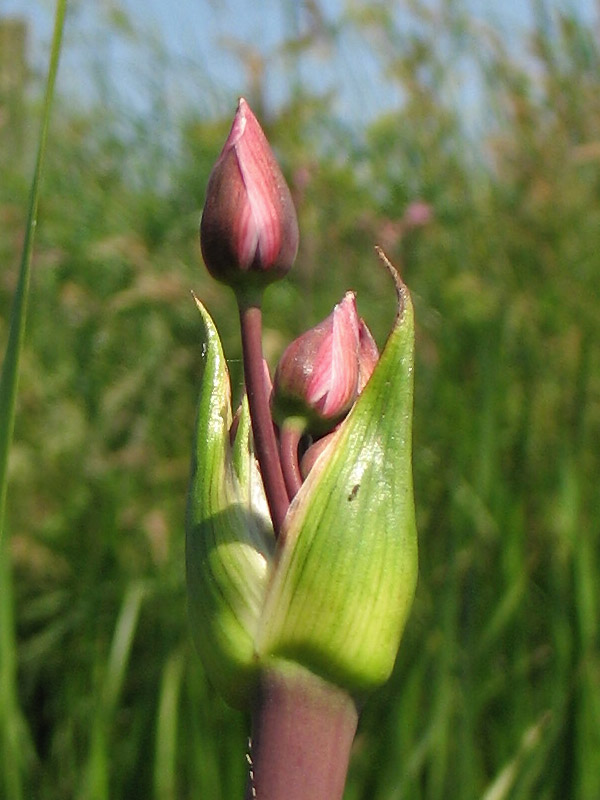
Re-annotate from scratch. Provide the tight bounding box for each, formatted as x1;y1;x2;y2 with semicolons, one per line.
1;0;597;130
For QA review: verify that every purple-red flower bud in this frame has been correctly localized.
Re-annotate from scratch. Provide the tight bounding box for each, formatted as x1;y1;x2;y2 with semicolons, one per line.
357;319;379;393
200;98;299;294
300;430;337;480
295;323;379;478
272;292;378;435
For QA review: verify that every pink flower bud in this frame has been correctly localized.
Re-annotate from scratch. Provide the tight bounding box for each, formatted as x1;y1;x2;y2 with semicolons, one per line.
271;293;361;434
300;430;337;479
200;98;299;293
296;321;378;478
357;319;379;393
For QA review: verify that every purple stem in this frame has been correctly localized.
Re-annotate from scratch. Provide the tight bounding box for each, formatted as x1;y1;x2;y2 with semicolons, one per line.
280;421;303;500
245;666;358;800
238;301;290;539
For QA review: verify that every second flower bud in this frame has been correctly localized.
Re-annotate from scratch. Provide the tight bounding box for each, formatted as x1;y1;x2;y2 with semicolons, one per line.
271;293;379;436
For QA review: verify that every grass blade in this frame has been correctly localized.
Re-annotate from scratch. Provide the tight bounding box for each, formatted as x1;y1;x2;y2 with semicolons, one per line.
0;2;67;797
82;581;147;800
154;648;185;800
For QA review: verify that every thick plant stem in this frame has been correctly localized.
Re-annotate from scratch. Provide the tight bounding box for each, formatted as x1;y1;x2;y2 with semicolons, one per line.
245;665;358;800
238;301;289;539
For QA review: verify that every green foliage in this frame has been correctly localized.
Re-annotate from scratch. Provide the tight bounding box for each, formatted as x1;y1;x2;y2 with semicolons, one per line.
1;1;599;798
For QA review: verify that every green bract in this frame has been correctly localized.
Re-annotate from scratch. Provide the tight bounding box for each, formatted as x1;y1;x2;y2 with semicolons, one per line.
185;295;273;708
186;272;417;708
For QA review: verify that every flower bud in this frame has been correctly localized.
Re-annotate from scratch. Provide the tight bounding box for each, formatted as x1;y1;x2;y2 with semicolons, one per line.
299;319;377;480
271;293;361;435
300;431;336;480
200;98;299;296
357;319;379;393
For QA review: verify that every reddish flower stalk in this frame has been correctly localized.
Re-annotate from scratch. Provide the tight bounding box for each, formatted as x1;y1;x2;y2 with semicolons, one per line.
200;97;300;540
245;667;358;800
279;420;304;499
238;301;290;540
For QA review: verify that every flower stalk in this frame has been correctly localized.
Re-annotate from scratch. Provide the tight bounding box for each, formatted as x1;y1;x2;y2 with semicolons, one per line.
279;420;304;500
245;665;358;800
238;300;290;539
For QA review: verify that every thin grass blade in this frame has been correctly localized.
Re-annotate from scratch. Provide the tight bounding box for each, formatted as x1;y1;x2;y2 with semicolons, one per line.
0;3;67;798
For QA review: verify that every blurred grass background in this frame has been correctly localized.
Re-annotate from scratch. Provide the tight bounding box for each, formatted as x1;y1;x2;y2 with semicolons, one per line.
1;1;599;798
